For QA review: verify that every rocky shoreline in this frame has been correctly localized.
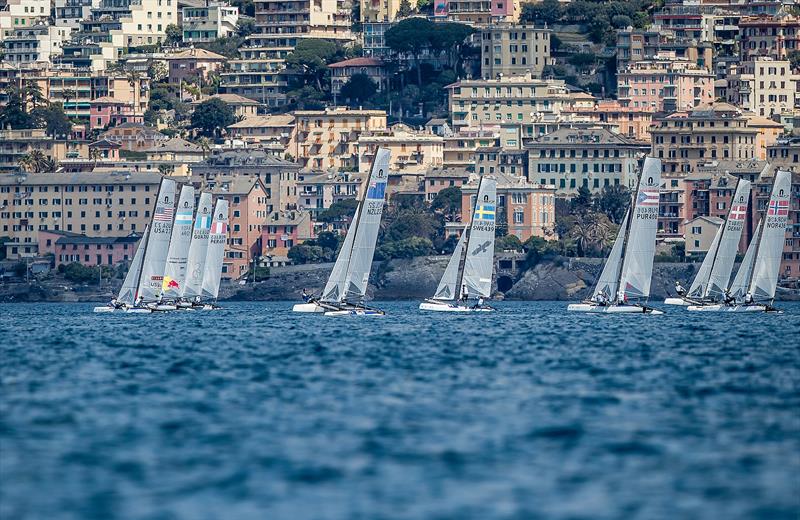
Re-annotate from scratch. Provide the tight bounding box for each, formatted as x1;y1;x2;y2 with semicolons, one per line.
2;256;797;303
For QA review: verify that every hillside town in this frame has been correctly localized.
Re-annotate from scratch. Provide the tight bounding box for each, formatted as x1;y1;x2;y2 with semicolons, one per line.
1;0;799;292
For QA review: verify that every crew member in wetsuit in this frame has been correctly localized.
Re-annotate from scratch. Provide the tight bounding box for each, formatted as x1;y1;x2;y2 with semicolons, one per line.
675;281;686;297
723;289;735;305
111;298;125;310
474;296;485;309
744;293;754;305
301;288;311;302
460;284;468;303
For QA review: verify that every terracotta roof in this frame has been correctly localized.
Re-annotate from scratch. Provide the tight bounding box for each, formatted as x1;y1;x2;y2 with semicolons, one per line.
328;57;384;68
167;47;226;60
228;115;295;128
193;93;261;106
91;96;128;105
145;137;201;153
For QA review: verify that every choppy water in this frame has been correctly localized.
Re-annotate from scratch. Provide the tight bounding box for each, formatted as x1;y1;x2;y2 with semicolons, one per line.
1;301;799;520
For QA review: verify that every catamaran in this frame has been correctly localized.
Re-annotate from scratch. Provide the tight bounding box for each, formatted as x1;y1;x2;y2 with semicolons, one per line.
420;176;496;312
687;170;791;313
196;198;229;310
161;185;196;304
567;157;664;314
179;192;214;309
133;177;178;311
292;147;390;316
665;179;751;306
93;225;150;313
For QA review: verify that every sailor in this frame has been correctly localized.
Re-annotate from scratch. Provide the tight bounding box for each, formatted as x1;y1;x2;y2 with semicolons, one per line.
301;288;311;302
460;284;468;302
744;292;754;305
135;295;144;307
474;296;485;309
110;298;124;310
675;281;686;297
723;289;735;305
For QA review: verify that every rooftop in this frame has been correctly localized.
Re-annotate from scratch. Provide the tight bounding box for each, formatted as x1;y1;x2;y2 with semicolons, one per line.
328;57;384;68
0;172;163;186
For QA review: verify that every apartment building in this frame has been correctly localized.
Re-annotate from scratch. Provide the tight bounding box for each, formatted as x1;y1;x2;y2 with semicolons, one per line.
296;170;364;219
445;74;572;134
360;0;416;22
436;0;520;25
0;128;87;173
739;14;800;62
38;229;142;267
261;209;313;259
651;103;780;175
460;171;555;241
617;52;715;113
615;27;714;73
292;107;387;170
685;216;723;257
356;124;444;174
0;171;162;259
191;149;300;215
0;0;50;41
220;34;294;106
193;93;261;119
564;99;654;142
227;114;296;153
182;2;238;43
55;0;100;29
166;47;226;84
100;123;168;152
442;127;500;169
2;24;73;64
89;96;144;130
475;147;527;178
423;166;470;202
725;57;798;118
525;127;648;195
329;57;387;96
479;24;551;79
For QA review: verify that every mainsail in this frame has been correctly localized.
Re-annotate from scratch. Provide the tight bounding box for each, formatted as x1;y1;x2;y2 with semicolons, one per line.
137;178;177;301
705;179;751;299
162;185;196;298
321;148;390;303
729;219;761;301
687;223;722;299
201;198;229;300
592;207;630;300
182;192;213;299
116;225;148;306
462;176;497;298
618;157;661;301
748;170;791;302
432;227;467;300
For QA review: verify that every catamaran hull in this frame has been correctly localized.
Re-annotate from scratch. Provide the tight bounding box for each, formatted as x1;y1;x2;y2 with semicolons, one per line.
686;304;772;313
663;297;691;306
324;309;385;316
124;307;152;314
567;303;664;315
93;306;115;313
418;301;493;312
292;303;326;313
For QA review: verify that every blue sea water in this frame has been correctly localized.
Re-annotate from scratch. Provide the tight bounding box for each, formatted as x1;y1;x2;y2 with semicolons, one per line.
1;301;799;520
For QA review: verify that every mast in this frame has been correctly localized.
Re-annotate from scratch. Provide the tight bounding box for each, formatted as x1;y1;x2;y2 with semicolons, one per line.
132;225;151;303
613;181;638;304
455;176;483;299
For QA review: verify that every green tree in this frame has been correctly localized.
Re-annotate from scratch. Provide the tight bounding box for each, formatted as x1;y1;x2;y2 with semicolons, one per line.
236;18;256;38
63;263;100;284
790;51;800;71
35;104;72;138
287;244;325;264
375;236;433;260
571;185;593;213
190;98;236;137
25;82;46;111
197;36;244;59
397;0;413;17
164;24;182;46
385;17;435;86
520;0;562;24
431;186;462;220
0;86;34;129
148;61;168;83
285;38;337;91
495;234;523;252
318;198;359;223
340;73;377;105
594;185;630;224
382;210;439;242
230;0;254;16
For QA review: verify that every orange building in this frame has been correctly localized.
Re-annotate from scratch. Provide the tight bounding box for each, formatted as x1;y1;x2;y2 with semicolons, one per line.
461;172;555;241
261;210;313;261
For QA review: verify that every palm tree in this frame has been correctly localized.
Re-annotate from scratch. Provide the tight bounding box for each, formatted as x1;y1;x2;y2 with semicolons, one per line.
18;154;34;173
41;157;57;173
89;147;102;169
28;150;48;173
198;137;211;159
61;88;77;120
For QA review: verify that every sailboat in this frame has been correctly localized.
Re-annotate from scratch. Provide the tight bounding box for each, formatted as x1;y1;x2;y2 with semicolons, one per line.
420;176;496;312
665;179;751;306
567;157;663;314
292;147;391;316
179;192;214;308
92;225;150;313
133;177;177;311
687;170;791;313
161;185;196;303
197;198;229;310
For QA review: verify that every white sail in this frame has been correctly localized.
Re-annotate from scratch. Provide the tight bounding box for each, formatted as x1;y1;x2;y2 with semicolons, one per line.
117;226;148;305
201;199;229;300
592;208;630;300
618;157;661;301
162;185;196;298
748;170;791;301
137;178;177;301
432;227;467;300
462;176;497;298
321;203;360;302
729;219;761;301
182;192;214;299
705;179;751;300
687;223;723;299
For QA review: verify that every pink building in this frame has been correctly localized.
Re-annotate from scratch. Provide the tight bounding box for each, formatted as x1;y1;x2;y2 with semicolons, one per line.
617;53;714;113
261;210;313;260
38;230;143;268
89;97;144;131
